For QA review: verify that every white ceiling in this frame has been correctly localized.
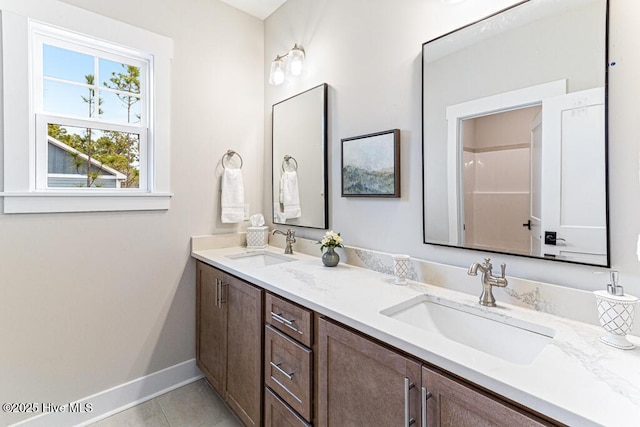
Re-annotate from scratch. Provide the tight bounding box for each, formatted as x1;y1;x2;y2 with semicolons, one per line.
219;0;287;20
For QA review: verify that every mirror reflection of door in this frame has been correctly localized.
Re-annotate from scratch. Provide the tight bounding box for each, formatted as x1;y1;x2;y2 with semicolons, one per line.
460;106;541;255
458;87;606;263
541;87;606;265
529;111;543;257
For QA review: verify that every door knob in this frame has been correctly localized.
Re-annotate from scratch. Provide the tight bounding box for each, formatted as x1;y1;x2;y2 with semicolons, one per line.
522;219;532;230
545;231;566;245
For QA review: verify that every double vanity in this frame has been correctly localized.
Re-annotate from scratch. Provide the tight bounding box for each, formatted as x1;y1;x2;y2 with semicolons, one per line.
193;1;628;425
191;234;640;427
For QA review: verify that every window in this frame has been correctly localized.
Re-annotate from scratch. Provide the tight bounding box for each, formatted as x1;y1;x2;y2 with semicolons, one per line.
1;4;172;213
33;24;150;191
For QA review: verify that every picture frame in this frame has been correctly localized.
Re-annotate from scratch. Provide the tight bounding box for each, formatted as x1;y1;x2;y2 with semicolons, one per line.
341;129;400;197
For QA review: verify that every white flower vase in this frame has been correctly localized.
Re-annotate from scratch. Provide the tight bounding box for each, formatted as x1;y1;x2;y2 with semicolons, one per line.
594;290;638;350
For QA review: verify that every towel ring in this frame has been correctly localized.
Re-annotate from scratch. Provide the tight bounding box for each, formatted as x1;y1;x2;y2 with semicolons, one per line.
222;150;243;169
281;155;298;172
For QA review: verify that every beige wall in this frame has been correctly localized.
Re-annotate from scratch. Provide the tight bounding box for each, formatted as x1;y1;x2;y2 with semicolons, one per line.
467;106;541;150
462;109;537;253
0;0;263;424
264;0;640;297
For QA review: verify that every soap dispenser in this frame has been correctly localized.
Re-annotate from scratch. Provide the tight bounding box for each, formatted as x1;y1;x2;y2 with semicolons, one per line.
593;271;638;349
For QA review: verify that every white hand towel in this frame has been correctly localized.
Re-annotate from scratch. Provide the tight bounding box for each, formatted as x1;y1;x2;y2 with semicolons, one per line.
221;168;245;223
279;170;301;219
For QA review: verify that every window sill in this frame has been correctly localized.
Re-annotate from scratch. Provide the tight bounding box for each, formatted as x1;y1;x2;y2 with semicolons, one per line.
1;191;172;213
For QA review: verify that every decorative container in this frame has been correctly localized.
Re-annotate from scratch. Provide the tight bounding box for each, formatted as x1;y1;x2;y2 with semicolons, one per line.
246;226;269;250
322;247;340;267
393;254;410;285
594;290;638;350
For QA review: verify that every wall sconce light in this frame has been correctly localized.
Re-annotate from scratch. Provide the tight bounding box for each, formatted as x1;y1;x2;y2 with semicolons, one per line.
268;44;306;86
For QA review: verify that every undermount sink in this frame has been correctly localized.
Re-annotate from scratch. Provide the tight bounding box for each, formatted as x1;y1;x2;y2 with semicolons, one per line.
225;251;296;267
380;294;556;365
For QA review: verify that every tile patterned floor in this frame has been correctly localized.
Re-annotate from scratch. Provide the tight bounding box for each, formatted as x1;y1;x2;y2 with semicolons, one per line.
90;379;242;427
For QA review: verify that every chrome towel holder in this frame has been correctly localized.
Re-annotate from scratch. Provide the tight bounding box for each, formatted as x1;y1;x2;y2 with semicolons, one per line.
221;149;243;169
281;155;298;172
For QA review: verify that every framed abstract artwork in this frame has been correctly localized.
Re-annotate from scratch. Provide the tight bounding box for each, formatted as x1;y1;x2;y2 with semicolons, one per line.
341;129;400;197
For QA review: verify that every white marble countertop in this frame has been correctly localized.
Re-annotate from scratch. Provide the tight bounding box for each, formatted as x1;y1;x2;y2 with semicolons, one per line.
192;245;640;427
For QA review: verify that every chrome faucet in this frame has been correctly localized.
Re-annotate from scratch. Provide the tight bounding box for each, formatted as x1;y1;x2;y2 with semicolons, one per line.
272;228;296;254
467;258;508;307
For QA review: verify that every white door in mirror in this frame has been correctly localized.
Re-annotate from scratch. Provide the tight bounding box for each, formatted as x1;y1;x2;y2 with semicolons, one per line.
541;88;606;265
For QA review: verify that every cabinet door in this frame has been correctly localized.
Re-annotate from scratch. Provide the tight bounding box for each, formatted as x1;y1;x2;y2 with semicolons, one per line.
225;273;263;427
196;261;227;395
422;366;550;427
317;317;421;426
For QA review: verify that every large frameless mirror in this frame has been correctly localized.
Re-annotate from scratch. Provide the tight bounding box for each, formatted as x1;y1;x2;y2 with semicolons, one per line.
422;0;609;266
272;83;328;229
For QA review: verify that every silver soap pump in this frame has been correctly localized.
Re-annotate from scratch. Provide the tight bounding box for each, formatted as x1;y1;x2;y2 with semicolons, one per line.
607;271;625;296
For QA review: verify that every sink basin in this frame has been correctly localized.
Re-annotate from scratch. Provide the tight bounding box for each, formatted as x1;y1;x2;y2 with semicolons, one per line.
380;294;556;365
225;251;296;267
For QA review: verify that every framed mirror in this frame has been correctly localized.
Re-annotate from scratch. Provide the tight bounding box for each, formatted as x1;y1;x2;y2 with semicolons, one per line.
272;83;328;229
422;0;609;266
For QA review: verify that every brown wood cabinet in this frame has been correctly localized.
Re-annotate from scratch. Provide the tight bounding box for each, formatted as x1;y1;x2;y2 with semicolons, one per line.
196;261;263;427
196;260;560;427
316;315;555;427
422;366;551;427
196;262;226;393
317;317;422;426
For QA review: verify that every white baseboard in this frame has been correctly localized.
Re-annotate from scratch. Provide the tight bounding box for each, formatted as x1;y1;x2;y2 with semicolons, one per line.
10;359;203;427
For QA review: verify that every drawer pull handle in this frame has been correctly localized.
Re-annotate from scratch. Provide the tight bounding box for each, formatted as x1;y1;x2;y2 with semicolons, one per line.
270;312;300;333
404;377;415;427
270;361;295;380
215;279;221;307
215;279;227;307
421;386;432;427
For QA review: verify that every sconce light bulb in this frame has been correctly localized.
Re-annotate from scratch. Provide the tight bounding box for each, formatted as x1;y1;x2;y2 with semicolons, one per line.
273;68;285;85
287;44;306;77
290;59;303;76
269;57;286;86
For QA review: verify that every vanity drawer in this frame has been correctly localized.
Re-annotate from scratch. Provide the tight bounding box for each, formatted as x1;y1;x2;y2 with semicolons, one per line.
266;292;313;347
265;325;312;422
264;387;311;427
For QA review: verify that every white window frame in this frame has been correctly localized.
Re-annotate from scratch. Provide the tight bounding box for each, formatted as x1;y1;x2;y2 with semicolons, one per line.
1;3;172;213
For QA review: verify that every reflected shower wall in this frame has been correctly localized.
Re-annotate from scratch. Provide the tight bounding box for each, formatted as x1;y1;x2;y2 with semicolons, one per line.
461;106;540;254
